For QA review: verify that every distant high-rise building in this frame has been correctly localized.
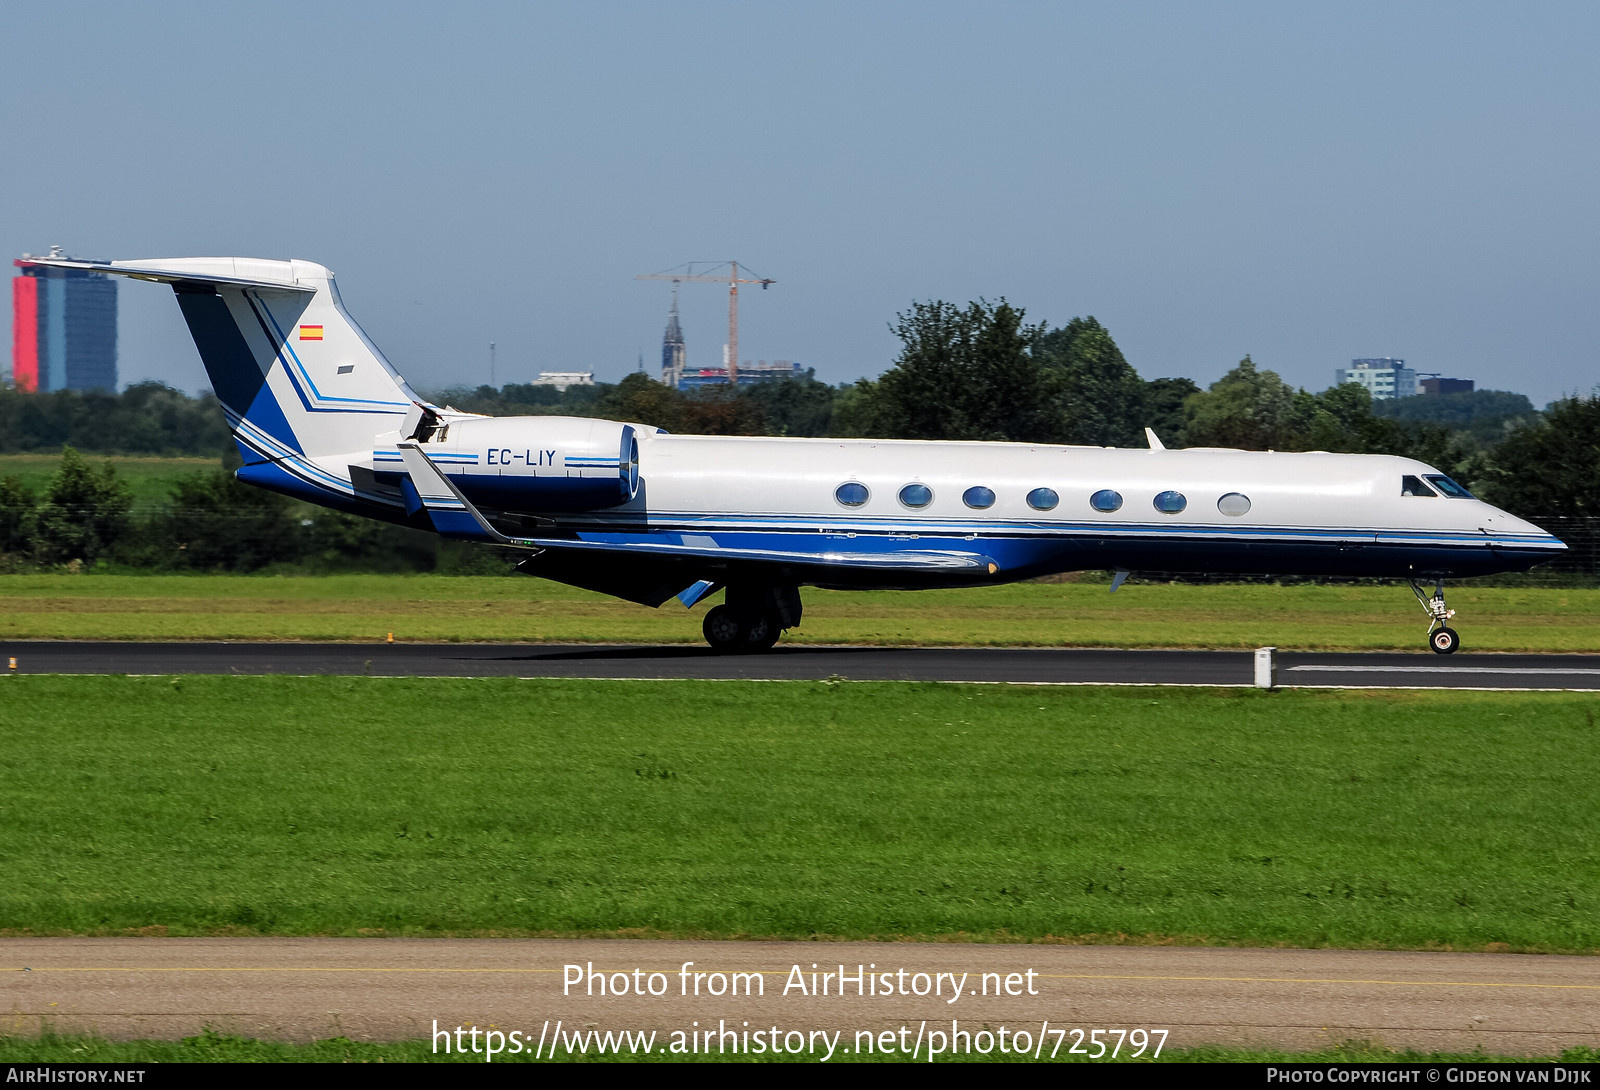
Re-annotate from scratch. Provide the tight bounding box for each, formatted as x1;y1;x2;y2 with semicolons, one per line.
1336;357;1417;400
660;288;686;388
11;250;117;393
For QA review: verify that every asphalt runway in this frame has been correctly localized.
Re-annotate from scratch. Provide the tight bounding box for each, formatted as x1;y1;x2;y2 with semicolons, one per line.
5;641;1600;689
4;938;1598;1056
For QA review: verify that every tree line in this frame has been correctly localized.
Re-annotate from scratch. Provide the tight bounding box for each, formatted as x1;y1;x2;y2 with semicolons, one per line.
0;447;505;575
0;381;231;455
1;298;1595;573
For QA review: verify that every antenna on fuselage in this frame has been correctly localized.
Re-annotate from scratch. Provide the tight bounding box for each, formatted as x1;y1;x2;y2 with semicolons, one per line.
1144;427;1166;451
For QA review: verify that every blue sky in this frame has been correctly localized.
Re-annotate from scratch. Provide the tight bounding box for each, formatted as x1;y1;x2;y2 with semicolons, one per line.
3;1;1596;406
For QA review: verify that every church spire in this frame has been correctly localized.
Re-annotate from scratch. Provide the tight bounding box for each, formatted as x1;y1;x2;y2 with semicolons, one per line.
660;285;686;388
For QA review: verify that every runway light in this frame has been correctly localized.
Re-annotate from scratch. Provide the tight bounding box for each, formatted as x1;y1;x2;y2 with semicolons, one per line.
387;632;394;644
7;657;14;672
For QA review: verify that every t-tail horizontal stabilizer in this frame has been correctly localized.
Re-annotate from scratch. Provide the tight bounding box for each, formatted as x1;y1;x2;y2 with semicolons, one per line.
396;442;536;546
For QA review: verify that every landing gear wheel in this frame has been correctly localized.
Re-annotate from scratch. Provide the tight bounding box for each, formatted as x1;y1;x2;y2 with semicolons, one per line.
741;609;782;652
702;605;744;652
1411;580;1461;657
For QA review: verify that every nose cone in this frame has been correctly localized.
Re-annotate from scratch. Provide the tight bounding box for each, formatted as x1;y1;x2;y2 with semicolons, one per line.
1479;504;1569;553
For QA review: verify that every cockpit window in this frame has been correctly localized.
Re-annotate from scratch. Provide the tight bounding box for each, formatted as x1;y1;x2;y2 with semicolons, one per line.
1401;475;1437;497
1425;475;1474;499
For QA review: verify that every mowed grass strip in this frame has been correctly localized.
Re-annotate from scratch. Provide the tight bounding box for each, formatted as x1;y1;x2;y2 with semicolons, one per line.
2;677;1599;950
2;574;1597;650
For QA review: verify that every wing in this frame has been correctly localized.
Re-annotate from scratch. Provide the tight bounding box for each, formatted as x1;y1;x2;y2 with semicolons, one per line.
397;442;997;605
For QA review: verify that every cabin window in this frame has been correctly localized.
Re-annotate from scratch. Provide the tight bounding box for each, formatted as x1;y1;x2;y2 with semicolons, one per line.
835;482;870;507
1401;475;1437;497
1026;487;1059;511
1425;475;1474;499
1090;489;1123;513
963;486;995;509
1217;492;1251;516
899;483;933;508
1153;490;1187;514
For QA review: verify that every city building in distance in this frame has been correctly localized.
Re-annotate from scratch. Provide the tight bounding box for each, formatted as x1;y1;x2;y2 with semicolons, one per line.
528;372;594;391
1418;376;1475;396
1336;358;1418;400
11;248;118;393
657;288;799;390
660;289;686;388
679;358;804;391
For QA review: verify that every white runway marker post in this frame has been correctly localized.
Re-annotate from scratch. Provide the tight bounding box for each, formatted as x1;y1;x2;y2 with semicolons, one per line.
1254;647;1277;690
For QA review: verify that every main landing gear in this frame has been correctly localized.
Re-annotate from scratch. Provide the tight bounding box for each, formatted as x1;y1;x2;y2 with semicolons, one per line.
1410;580;1460;655
702;584;803;653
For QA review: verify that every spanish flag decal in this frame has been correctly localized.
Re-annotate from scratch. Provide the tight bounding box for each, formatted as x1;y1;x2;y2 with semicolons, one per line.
299;325;324;341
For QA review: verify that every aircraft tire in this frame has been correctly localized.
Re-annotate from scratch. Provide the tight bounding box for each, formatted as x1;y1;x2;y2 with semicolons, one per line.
741;609;782;652
702;605;745;652
1430;626;1460;655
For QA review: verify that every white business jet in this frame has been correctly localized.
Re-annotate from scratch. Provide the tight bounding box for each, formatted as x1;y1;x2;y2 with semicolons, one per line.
32;256;1565;654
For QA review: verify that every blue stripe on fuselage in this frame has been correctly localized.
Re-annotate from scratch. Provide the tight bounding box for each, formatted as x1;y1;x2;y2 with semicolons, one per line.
559;525;1557;580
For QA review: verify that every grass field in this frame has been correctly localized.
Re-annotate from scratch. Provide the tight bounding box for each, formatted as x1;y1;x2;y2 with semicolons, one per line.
3;573;1598;650
0;453;217;508
3;1030;1586;1064
3;676;1599;950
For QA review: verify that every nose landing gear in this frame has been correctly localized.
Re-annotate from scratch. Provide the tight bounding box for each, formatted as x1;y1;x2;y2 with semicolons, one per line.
1410;580;1460;654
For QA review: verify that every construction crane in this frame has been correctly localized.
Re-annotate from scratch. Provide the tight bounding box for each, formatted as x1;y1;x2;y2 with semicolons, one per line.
636;261;775;386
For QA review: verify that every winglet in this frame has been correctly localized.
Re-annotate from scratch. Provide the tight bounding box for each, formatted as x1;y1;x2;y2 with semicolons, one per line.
1144;427;1166;451
397;442;536;546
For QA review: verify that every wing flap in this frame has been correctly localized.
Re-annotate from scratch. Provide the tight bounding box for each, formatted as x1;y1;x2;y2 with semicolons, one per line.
520;535;997;572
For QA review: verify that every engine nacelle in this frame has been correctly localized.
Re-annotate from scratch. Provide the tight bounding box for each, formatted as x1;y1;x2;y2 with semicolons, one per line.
425;416;640;512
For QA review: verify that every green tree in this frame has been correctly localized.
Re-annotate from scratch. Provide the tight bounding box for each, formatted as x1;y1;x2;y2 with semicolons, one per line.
1036;316;1146;446
0;475;37;558
0;381;230;455
595;372;689;432
1141;376;1200;447
681;384;767;435
1182;357;1303;449
1301;382;1386;452
862;300;1049;441
1373;389;1540;449
1180;361;1480;477
302;511;440;573
740;370;837;436
827;380;878;437
1476;393;1600;519
162;470;304;571
33;447;133;565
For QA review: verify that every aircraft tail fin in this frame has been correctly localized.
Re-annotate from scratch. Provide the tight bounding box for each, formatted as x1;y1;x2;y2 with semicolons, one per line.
24;257;419;471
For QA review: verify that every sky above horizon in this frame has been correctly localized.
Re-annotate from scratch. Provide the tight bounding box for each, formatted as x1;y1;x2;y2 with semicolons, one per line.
2;1;1596;407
